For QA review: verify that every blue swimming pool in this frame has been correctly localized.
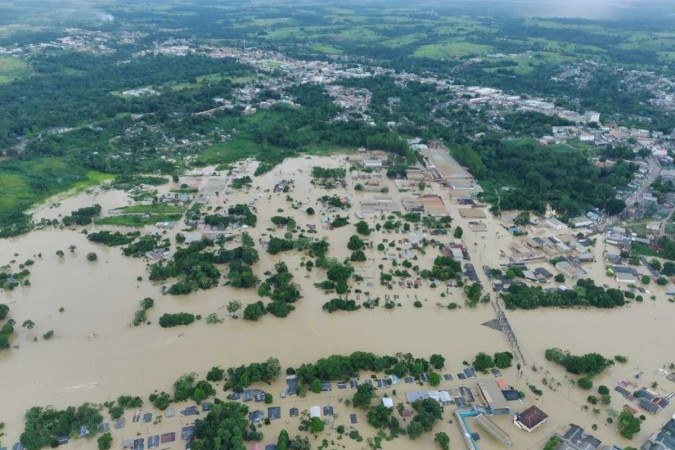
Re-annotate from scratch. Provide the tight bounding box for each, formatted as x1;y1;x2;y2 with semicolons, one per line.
455;409;480;450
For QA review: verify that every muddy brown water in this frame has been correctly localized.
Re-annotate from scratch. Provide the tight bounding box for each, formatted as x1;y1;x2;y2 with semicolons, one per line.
0;156;672;449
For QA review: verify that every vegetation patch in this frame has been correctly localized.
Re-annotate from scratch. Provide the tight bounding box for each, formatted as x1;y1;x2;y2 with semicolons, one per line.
413;41;493;59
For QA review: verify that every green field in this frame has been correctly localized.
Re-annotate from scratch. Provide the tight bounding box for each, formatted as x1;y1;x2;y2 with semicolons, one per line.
0;56;29;83
659;52;675;62
170;73;258;90
0;172;30;212
0;157;88;213
381;33;427;48
197;137;271;166
116;204;184;214
69;171;115;194
95;213;183;227
413;41;493;59
308;43;343;55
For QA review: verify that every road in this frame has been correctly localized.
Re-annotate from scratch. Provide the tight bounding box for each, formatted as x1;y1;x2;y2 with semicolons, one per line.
625;156;660;208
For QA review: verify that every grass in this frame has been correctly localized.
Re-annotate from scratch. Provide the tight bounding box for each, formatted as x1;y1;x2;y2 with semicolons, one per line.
198;137;266;166
413;41;493;59
0;56;29;84
0;157;88;214
659;52;675;62
308;43;343;55
304;145;356;156
169;73;258;91
249;17;291;27
69;171;115;194
336;27;382;43
264;27;306;40
529;38;606;55
0;173;30;211
95;213;183;227
381;33;427;48
117;204;184;214
619;34;675;52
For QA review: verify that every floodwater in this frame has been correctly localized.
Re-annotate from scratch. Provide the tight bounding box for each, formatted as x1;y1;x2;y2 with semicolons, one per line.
0;156;673;450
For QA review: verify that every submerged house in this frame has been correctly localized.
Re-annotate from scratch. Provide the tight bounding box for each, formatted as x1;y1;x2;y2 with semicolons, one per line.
514;406;549;432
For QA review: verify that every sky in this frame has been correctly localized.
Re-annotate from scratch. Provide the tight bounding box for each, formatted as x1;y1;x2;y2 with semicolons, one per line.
4;0;672;23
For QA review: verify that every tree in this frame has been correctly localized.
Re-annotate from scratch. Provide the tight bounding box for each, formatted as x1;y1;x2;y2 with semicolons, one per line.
173;374;196;401
352;383;376;409
618;411;641;439
493;351;513;369
473;353;494;372
605;198;626;216
308;417;324;434
428;372;441;387
306;207;315;215
514;211;530;226
277;430;290;450
578;377;593;390
191;402;256;449
598;385;609;395
355;220;371;236
554;273;565;283
21;319;35;329
86;252;98;261
407;398;443;438
543;436;560;450
464;282;482;307
0;304;9;320
97;432;112;450
243;301;266;321
149;392;171;410
367;405;392;429
192;388;206;404
663;261;675;276
350;250;366;261
434;432;450;450
641;275;651;285
0;334;10;350
159;313;195;328
657;276;667;285
206;366;224;382
347;235;365;251
407;421;425;439
454;226;463;238
227;300;242;314
310;379;322;393
650;259;662;271
430;354;445;370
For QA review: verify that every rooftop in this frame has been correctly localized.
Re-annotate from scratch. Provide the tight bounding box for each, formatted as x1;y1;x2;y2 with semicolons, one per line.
514;405;549;431
477;379;510;413
556;424;602;450
420;145;473;180
641;417;675;450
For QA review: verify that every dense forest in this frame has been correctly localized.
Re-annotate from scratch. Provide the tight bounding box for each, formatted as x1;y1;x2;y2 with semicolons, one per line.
0;0;671;236
460;138;635;216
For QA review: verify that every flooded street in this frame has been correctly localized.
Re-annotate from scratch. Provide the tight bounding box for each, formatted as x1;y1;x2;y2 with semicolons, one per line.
0;155;673;449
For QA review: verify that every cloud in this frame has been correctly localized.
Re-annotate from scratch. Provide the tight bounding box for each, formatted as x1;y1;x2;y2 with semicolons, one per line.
10;0;115;24
507;0;649;20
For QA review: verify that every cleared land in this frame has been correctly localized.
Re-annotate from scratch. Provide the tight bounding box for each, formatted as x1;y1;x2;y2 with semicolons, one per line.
0;56;29;83
413;41;494;59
